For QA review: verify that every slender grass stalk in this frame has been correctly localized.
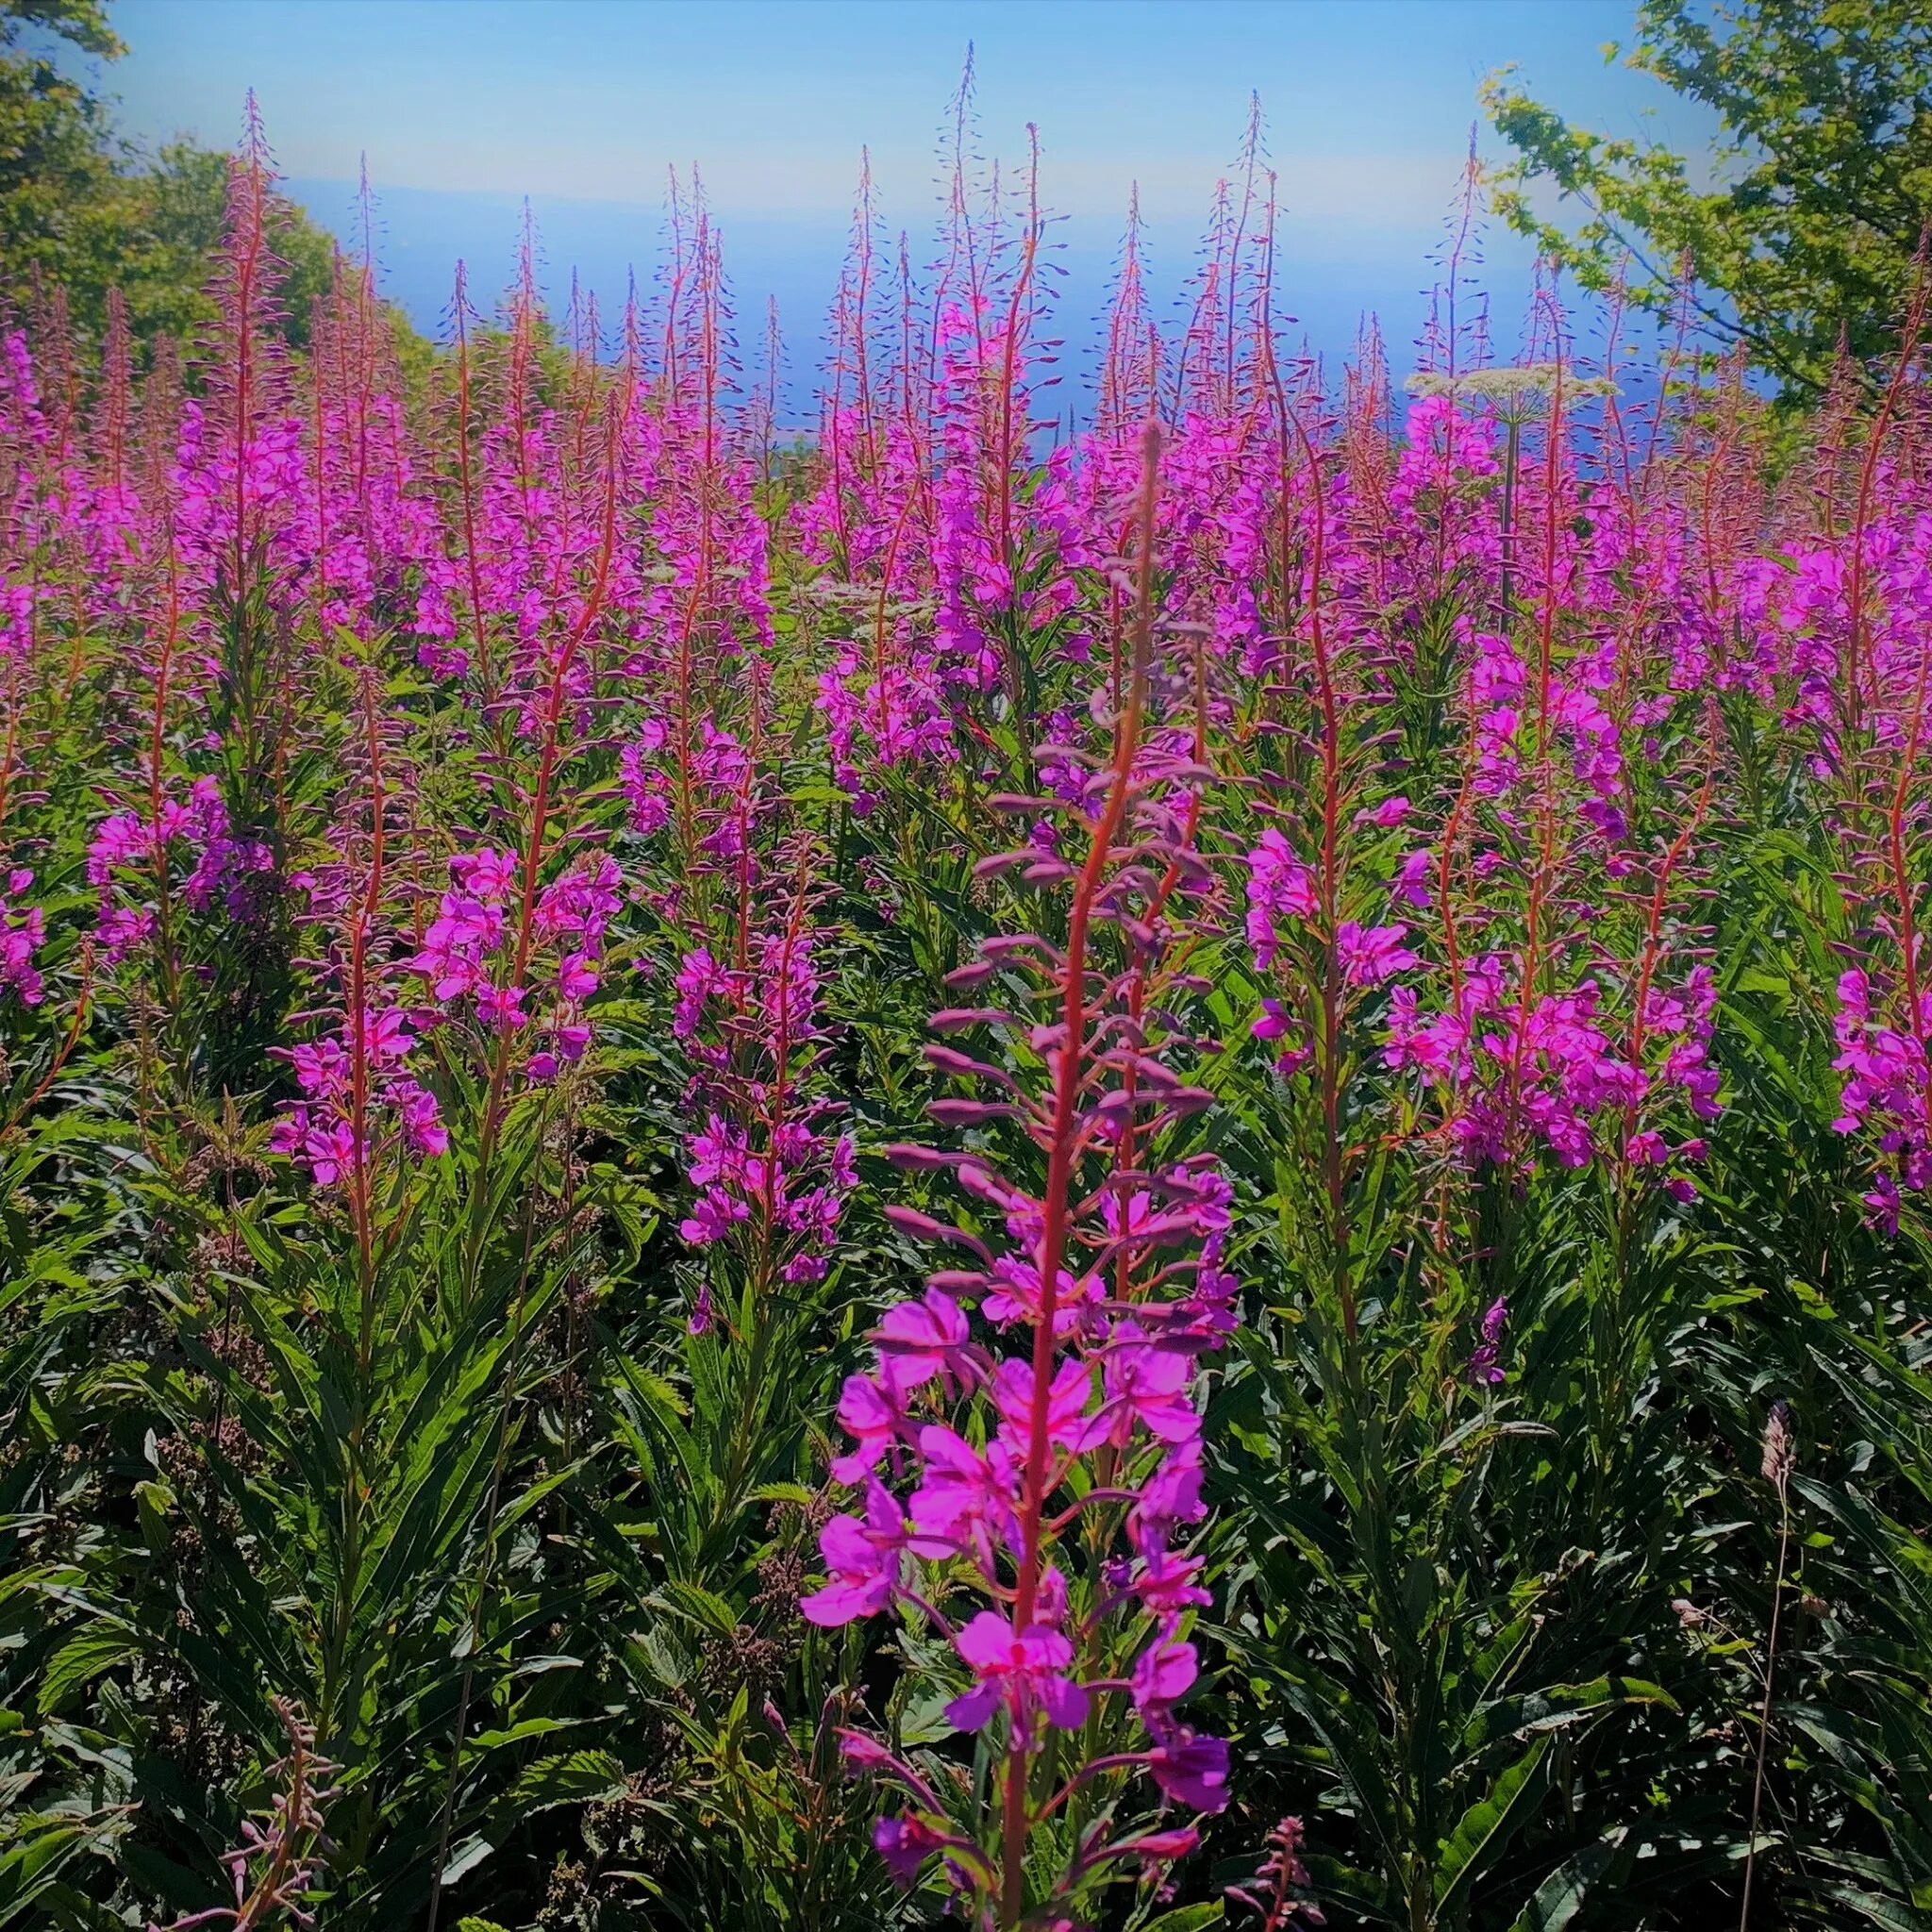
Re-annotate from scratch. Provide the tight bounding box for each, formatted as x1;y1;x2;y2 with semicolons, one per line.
1741;1401;1795;1931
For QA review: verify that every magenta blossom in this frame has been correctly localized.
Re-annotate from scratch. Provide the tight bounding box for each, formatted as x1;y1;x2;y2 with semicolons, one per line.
945;1612;1091;1736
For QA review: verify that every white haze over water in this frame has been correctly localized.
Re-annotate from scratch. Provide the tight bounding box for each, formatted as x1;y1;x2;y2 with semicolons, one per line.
105;0;1714;419
284;172;1566;430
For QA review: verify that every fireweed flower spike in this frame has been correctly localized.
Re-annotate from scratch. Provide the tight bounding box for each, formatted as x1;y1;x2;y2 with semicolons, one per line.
806;425;1236;1925
273;671;446;1204
1467;1294;1507;1386
670;850;857;1327
152;1699;339;1931
1226;1814;1324;1927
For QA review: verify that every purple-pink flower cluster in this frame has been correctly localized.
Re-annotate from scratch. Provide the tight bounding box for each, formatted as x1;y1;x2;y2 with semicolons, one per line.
0;869;44;1007
269;1004;446;1186
671;894;856;1318
1832;965;1931;1233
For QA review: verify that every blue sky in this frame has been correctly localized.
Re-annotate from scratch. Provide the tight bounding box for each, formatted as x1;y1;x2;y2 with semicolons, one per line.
91;1;1717;407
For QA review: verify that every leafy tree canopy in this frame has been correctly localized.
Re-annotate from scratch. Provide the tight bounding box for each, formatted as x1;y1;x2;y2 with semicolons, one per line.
2;0;405;358
1484;0;1932;396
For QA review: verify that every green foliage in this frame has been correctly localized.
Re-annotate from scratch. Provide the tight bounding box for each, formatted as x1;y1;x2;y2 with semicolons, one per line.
1;0;413;358
1484;0;1932;394
0;3;124;307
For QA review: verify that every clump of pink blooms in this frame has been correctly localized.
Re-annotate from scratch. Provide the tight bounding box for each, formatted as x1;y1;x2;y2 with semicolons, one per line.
1831;964;1931;1234
671;876;857;1327
0;869;44;1007
408;847;619;1085
269;1003;446;1186
87;779;276;962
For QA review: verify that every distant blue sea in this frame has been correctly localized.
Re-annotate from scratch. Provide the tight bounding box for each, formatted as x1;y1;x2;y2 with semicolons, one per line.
284;176;1598;427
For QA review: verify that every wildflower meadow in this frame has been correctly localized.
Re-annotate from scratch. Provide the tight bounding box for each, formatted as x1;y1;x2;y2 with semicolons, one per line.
3;54;1932;1932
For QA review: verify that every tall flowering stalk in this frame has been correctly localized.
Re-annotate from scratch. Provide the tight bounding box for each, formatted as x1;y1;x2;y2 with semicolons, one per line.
1241;233;1388;1347
672;848;856;1330
274;669;444;1218
806;425;1235;1926
1819;288;1932;1233
807;166;950;820
451;354;626;1224
156;1700;339;1932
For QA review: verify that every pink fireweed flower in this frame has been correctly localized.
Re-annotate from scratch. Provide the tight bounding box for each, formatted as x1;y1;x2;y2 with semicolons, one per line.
409;853;512;1002
1336;921;1418;988
874;1814;951;1890
945;1611;1091;1737
1244;828;1318;970
1130;1626;1200;1732
668;898;856;1304
85;779;276;958
908;1425;1023;1566
1252;996;1310;1076
0;870;45;1006
270;1003;446;1189
620;719;674;835
1467;1296;1507;1386
1831;964;1932;1225
829;1361;921;1485
409;847;615;1082
1392;848;1434;908
800;1477;931;1626
1076;1328;1202;1451
876;1287;979;1394
473;979;528;1032
1387;961;1663;1175
1147;1729;1232;1810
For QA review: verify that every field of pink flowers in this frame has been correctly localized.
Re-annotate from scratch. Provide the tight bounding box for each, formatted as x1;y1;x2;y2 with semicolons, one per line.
3;96;1931;1932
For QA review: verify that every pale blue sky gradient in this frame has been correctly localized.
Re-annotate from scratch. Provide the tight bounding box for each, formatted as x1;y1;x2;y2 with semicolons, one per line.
83;1;1718;406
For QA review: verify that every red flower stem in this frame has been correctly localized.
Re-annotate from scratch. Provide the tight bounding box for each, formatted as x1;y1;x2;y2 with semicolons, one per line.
999;419;1160;1928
